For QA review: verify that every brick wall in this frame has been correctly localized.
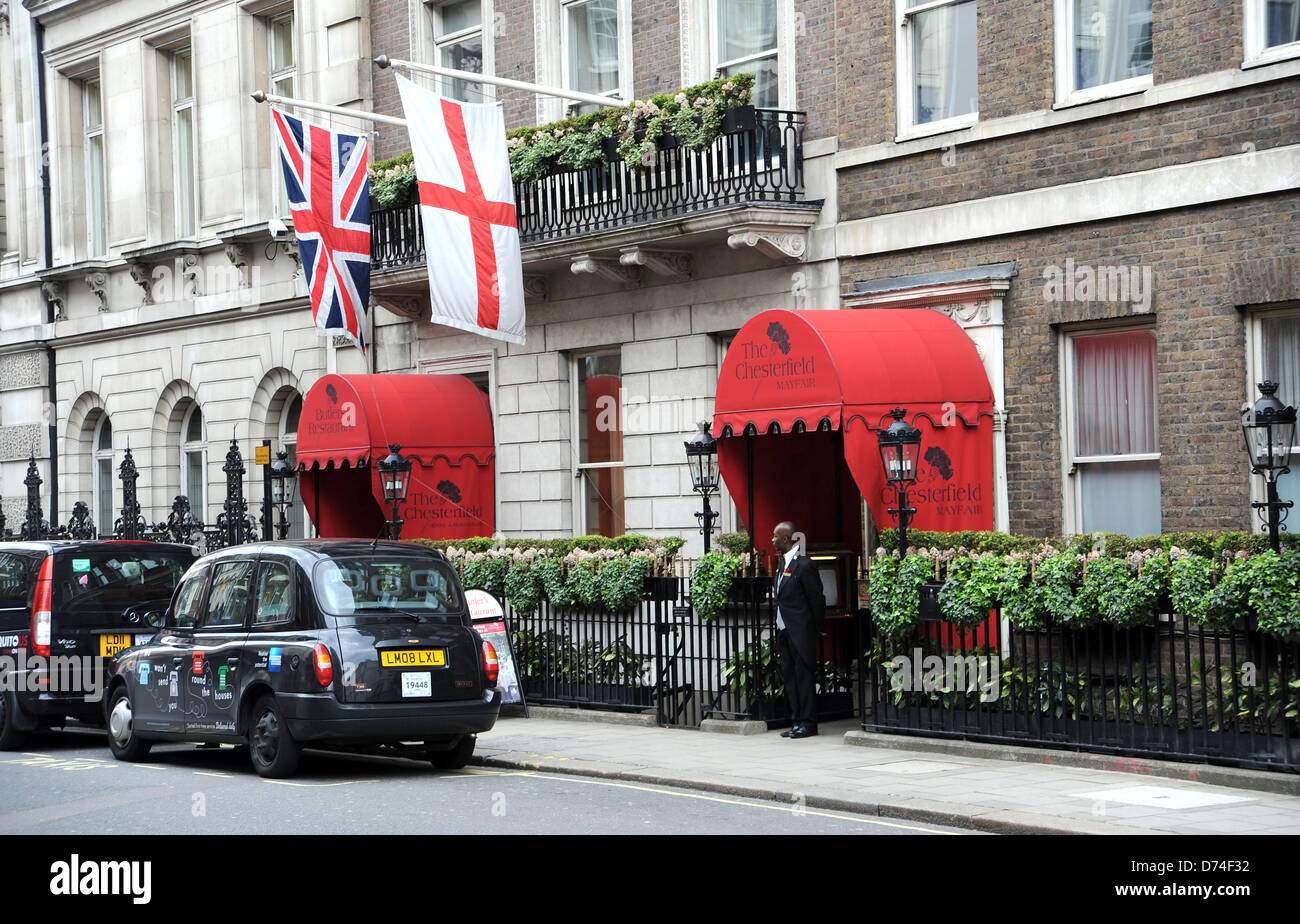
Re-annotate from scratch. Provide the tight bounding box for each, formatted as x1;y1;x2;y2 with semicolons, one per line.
369;0;412;161
496;0;536;131
839;81;1300;222
631;0;680;100
795;0;836;141
840;193;1300;535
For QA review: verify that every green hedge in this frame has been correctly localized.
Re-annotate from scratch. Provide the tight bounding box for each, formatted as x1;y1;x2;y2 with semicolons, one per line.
870;530;1300;642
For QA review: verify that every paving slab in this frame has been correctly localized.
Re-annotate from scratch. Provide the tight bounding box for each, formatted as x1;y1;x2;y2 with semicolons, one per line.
473;711;1300;835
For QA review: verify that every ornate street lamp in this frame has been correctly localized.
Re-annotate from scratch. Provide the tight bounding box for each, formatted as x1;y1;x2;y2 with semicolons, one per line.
269;450;296;540
1242;381;1297;552
877;408;923;552
684;421;719;553
378;444;412;540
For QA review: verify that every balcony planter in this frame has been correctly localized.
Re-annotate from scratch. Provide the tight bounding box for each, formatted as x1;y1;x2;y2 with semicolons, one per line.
722;104;757;133
601;135;621;164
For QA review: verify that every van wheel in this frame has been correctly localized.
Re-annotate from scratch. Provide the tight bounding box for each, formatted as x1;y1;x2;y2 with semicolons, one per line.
248;695;301;778
106;687;152;761
0;692;27;750
426;735;475;770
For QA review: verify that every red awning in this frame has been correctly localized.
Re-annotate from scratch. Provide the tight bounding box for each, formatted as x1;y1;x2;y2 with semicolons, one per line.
712;308;996;545
297;374;495;539
713;308;994;436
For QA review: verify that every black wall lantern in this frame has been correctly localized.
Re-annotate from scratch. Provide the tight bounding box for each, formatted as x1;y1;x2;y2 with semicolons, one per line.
269;450;296;540
684;421;719;553
877;408;922;551
1242;381;1296;552
378;443;412;540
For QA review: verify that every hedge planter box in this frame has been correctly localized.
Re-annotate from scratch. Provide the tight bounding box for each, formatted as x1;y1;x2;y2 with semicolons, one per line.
722;104;757;133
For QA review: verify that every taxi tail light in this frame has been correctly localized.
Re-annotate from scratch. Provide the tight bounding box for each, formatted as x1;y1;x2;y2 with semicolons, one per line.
313;644;334;687
32;555;53;658
482;640;499;685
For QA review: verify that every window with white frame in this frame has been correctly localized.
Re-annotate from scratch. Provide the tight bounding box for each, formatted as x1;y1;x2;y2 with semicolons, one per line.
181;404;206;519
171;48;197;238
1054;0;1153;105
431;0;485;102
1249;309;1300;518
94;415;114;534
563;0;624;114
573;350;625;537
1063;327;1161;537
269;12;296;216
84;77;107;256
897;0;978;134
713;0;780;108
1245;0;1300;65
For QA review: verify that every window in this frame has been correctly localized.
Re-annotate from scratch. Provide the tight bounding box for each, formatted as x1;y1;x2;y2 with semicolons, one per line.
253;560;294;626
94;415;114;535
182;404;206;519
1249;310;1300;516
1063;328;1160;536
563;0;623;114
1245;0;1300;65
172;567;210;629
269;12;296;215
574;350;625;537
713;0;779;108
1054;0;1153;105
201;560;255;629
432;1;484;102
896;0;978;135
171;49;196;238
84;78;107;255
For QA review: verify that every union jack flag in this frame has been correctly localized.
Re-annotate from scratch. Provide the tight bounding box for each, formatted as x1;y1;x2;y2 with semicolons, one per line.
272;108;370;351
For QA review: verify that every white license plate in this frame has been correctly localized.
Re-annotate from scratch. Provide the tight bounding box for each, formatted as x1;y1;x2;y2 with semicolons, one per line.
401;672;432;698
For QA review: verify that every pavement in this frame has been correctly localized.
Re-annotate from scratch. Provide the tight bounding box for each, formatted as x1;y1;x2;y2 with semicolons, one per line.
473;707;1300;835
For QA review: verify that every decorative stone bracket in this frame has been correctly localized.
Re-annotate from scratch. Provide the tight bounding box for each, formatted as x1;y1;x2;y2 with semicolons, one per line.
40;280;66;320
224;243;251;287
618;247;694;279
369;294;426;319
571;254;642;286
523;275;549;301
85;271;109;312
726;225;807;262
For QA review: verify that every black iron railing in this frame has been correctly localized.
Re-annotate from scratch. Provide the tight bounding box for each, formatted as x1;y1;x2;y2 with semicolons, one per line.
371;108;808;269
508;573;857;728
862;612;1300;772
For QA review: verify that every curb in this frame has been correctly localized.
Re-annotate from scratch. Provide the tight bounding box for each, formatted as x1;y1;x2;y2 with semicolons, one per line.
524;704;658;727
472;752;1156;835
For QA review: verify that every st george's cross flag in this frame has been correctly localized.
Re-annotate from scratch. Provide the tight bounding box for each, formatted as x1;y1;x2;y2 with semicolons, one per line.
271;108;371;351
395;74;526;345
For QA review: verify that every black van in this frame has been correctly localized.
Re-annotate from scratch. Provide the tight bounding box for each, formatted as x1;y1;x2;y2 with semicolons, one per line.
0;541;197;748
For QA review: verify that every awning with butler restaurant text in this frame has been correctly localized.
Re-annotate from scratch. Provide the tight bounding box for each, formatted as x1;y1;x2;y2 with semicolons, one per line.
297;374;495;539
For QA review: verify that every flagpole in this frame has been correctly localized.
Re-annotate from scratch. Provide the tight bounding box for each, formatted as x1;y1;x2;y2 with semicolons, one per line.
374;55;627;108
250;90;409;127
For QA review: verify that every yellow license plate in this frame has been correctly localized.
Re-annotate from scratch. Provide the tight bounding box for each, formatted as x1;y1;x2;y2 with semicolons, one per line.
380;649;446;668
100;634;133;657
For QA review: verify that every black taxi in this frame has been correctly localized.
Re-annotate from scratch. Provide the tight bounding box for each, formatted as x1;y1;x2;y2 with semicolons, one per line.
104;541;501;777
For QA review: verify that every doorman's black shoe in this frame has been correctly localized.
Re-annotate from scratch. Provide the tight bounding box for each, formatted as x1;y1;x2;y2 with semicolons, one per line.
789;724;818;739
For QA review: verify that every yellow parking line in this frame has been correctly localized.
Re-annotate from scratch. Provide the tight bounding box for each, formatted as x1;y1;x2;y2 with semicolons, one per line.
508;771;962;833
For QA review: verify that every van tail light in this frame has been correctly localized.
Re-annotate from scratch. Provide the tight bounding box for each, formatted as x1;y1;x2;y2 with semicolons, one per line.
482;641;499;686
32;555;52;659
312;644;334;688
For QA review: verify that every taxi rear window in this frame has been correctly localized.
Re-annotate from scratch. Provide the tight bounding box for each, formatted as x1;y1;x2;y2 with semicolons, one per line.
52;548;197;625
312;555;464;620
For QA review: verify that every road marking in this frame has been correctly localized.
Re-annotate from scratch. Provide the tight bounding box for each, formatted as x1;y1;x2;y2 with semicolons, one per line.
261;778;381;788
508;772;963;833
1;753;117;772
194;771;234;779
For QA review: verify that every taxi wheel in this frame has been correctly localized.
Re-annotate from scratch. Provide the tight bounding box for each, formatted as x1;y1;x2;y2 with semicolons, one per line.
248;695;301;779
426;734;475;770
106;687;152;762
0;692;28;751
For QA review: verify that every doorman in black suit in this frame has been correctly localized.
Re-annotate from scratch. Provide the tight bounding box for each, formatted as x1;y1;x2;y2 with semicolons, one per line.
772;521;825;738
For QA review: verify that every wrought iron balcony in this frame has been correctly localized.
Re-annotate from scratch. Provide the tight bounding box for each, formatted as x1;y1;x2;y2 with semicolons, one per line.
371;108;808;271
